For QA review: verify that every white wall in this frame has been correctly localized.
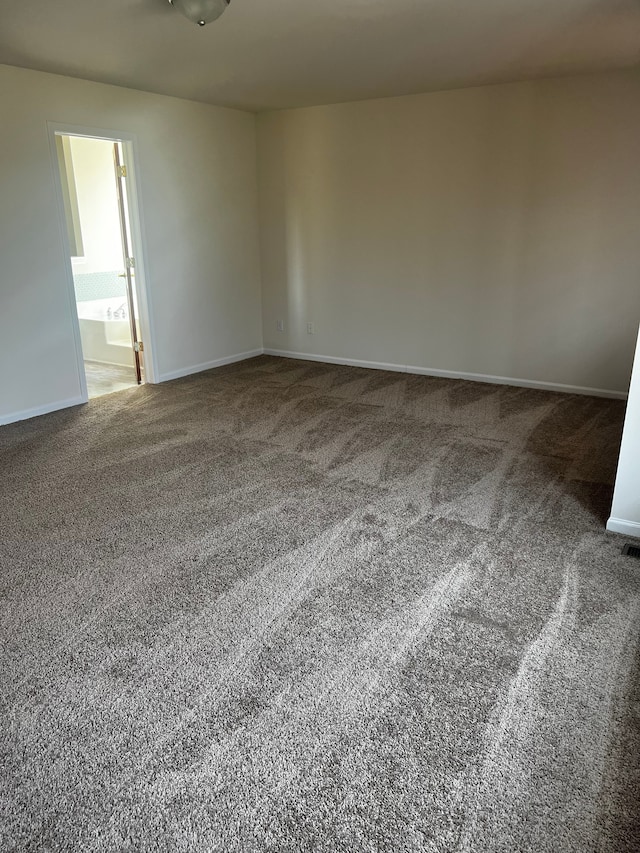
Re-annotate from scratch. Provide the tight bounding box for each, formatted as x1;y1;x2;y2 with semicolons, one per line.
608;324;640;538
257;70;640;396
69;136;123;274
0;64;262;424
3;65;640;426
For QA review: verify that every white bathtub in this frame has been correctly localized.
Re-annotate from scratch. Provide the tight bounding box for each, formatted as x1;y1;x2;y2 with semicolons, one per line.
77;298;134;367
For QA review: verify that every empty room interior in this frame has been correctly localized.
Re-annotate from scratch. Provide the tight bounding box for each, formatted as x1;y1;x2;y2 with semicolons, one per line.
1;2;640;851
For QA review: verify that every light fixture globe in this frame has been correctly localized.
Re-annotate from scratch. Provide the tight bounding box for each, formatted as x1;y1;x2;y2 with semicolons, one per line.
169;0;231;27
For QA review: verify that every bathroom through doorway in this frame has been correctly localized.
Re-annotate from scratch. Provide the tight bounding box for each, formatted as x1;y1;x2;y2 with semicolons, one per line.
54;131;149;398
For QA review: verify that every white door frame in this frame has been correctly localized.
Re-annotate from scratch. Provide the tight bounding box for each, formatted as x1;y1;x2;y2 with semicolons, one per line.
47;122;158;399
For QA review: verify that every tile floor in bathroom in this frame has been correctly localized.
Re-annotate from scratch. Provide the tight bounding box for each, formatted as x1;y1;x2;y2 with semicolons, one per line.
84;361;139;398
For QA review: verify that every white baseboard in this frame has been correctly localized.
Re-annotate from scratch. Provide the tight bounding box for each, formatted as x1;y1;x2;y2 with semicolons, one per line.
606;517;640;538
406;364;628;399
0;351;262;425
264;349;407;374
1;348;625;428
263;348;628;400
0;395;86;427
157;349;264;383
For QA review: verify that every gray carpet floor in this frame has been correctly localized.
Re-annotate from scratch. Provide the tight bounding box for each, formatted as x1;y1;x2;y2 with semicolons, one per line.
1;355;639;852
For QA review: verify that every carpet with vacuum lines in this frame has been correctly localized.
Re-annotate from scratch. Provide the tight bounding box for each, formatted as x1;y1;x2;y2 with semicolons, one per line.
1;355;639;852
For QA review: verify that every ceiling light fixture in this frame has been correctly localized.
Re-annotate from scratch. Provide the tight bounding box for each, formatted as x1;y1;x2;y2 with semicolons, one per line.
168;0;231;27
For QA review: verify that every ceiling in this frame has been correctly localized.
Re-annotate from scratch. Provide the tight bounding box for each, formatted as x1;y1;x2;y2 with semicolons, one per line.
1;0;639;111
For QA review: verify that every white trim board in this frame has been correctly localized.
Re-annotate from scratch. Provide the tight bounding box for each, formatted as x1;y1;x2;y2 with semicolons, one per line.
0;350;263;425
0;396;86;427
263;349;628;400
1;347;626;427
158;349;264;383
607;518;640;539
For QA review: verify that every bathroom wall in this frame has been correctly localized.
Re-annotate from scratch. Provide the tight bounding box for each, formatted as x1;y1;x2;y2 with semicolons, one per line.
67;135;131;361
68;136;123;275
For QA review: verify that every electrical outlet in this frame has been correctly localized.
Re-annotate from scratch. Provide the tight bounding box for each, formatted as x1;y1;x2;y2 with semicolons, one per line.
276;319;284;332
307;322;315;335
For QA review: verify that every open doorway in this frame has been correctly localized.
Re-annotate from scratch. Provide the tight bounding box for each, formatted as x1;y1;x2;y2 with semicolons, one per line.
53;132;149;398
